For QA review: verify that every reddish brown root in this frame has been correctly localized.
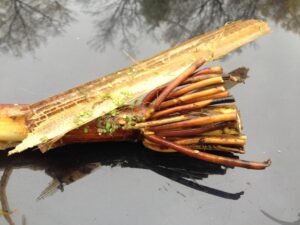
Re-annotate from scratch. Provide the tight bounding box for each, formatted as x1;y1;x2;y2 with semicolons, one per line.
150;113;237;131
142;84;167;105
145;134;271;170
159;86;225;109
174;136;247;146
167;76;224;99
193;66;223;75
143;138;176;153
142;66;221;106
154;121;236;137
151;100;212;119
185;91;230;104
183;74;221;85
152;58;206;110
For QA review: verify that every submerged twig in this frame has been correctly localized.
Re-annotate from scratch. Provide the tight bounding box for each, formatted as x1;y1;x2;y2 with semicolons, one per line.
0;167;15;225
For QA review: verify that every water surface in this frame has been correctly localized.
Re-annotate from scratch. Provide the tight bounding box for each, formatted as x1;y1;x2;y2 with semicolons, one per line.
0;1;300;225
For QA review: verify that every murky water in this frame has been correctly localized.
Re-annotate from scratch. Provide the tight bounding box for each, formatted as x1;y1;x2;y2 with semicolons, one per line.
0;1;300;225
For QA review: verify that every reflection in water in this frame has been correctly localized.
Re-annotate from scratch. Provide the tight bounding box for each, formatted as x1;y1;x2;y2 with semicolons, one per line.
0;167;14;225
86;0;300;53
0;142;244;224
0;0;299;56
261;210;300;225
86;0;258;51
0;0;73;56
0;142;243;200
260;0;300;35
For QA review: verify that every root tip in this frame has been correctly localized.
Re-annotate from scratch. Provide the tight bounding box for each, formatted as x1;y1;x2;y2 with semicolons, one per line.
265;159;272;167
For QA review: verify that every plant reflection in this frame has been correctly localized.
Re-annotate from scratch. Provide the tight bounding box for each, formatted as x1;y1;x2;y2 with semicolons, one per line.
0;0;73;56
0;0;299;56
0;142;243;199
261;210;300;225
85;0;300;53
0;167;14;225
0;142;244;224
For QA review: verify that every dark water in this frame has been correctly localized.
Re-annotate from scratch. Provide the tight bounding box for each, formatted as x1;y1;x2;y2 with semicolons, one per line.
0;1;300;224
